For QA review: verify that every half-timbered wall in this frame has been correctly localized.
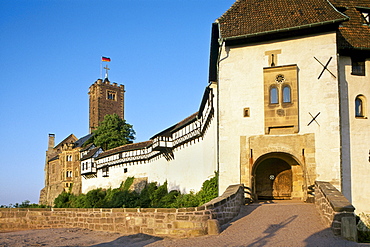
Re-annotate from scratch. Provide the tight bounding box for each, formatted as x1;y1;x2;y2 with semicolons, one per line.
82;85;217;194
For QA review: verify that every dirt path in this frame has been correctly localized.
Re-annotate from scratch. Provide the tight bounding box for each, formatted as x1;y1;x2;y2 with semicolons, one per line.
1;201;369;247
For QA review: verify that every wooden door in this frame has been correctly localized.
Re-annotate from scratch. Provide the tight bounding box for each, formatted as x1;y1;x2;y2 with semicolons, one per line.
273;169;292;199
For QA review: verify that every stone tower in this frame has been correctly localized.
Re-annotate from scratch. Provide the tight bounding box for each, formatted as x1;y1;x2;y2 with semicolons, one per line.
89;78;125;133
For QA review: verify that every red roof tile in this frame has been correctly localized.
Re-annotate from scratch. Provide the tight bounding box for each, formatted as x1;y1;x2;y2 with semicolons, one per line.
330;0;370;50
217;0;347;40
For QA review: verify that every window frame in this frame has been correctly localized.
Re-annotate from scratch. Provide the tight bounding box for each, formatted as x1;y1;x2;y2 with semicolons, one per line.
355;95;367;118
351;57;366;76
269;86;279;105
282;85;292;103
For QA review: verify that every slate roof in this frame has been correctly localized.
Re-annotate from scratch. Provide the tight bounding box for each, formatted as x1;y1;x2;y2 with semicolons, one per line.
96;140;153;159
330;0;370;50
150;112;198;139
217;0;347;40
81;147;101;161
74;133;93;148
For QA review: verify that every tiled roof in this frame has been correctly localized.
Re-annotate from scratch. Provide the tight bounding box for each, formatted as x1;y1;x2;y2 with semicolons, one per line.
74;133;93;148
217;0;347;40
330;0;370;50
97;140;153;159
151;112;198;139
81;147;101;161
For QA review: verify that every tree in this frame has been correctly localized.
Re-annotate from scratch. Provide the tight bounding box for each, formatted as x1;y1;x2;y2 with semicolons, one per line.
90;114;135;150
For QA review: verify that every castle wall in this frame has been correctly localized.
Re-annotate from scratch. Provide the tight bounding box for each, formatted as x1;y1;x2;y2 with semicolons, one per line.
82;86;218;194
217;32;341;195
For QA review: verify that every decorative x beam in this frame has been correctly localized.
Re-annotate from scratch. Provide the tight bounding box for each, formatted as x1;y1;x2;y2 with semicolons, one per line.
314;57;336;79
308;112;321;126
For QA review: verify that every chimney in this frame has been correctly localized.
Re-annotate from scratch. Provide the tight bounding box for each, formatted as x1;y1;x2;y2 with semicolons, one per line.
48;133;55;150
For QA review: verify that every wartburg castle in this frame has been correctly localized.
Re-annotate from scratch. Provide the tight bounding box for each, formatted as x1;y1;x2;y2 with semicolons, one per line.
40;0;370;217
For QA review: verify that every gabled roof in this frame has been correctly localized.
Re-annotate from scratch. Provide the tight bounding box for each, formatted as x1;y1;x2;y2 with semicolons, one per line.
96;140;153;159
81;147;102;161
217;0;348;40
330;0;370;51
74;133;93;148
54;134;77;149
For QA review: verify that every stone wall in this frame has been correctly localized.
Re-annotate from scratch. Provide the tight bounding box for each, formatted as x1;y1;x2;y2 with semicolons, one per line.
315;181;357;241
0;184;244;237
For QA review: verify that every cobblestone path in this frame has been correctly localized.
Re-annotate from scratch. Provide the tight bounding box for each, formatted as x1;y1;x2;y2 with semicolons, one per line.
142;200;367;247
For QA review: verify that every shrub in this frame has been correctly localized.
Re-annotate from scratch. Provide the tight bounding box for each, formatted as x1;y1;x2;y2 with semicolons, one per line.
52;173;219;209
54;192;74;208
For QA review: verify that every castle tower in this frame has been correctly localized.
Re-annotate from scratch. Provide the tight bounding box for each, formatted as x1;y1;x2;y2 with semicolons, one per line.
89;78;125;133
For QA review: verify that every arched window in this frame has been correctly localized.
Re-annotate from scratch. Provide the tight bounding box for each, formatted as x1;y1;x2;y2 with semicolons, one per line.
355;95;366;117
270;87;278;104
282;86;291;103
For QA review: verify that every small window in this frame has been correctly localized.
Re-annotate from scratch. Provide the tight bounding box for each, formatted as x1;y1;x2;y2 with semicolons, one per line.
355;95;366;118
352;57;366;76
107;91;116;100
66;171;72;177
282;86;291;103
102;167;109;177
124;168;128;173
243;107;250;117
270;87;278;104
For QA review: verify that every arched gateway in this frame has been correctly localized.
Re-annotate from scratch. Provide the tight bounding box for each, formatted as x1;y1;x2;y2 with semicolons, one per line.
252;152;304;200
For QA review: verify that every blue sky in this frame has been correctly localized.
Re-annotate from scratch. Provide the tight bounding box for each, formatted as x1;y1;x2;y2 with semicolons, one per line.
0;0;235;205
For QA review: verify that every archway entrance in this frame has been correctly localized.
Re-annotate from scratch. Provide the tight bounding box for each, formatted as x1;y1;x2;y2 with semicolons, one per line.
253;153;302;200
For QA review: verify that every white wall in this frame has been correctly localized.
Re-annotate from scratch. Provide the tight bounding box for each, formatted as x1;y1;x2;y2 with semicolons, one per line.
82;90;218;194
339;56;370;214
217;32;342;193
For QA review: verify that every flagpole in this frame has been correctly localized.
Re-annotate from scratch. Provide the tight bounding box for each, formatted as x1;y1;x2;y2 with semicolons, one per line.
100;57;103;79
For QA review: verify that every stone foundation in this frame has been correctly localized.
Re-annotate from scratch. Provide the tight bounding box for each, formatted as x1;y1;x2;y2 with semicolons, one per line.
315;181;357;241
0;184;244;237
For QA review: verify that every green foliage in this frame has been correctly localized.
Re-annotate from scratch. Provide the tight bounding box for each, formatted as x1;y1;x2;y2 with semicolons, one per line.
89;114;135;150
54;192;75;208
0;200;48;208
52;173;219;209
359;230;370;243
170;191;200;208
121;177;135;191
358;213;370;243
197;172;219;205
84;188;107;208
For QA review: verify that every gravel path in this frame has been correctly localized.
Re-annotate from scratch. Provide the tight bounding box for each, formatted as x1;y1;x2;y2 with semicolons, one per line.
1;201;369;247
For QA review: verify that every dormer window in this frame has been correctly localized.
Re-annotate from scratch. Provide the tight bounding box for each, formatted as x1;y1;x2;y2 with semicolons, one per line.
357;7;370;25
361;11;370;24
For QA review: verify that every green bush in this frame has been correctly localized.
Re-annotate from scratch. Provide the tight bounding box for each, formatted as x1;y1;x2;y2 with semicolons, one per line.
53;173;219;209
54;191;75;208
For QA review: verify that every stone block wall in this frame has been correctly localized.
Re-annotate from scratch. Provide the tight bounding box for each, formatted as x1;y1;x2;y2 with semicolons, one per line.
315;181;357;241
203;184;245;225
0;184;244;237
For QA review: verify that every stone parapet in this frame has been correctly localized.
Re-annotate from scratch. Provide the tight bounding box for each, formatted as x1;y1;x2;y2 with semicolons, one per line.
315;181;357;241
0;184;245;237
